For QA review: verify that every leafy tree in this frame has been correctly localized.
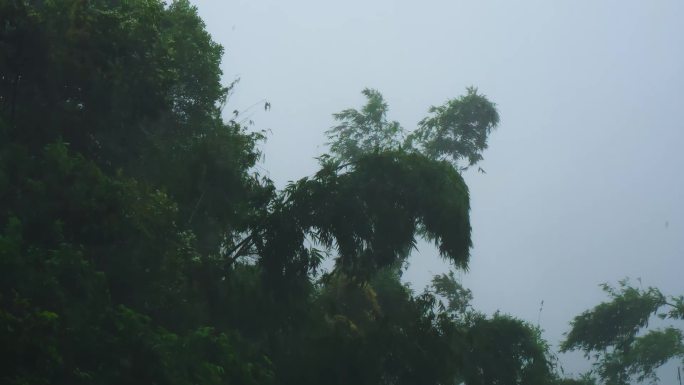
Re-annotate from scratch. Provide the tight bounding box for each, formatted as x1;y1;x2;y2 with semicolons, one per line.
0;0;271;256
427;271;557;385
252;151;473;285
327;88;405;162
0;1;573;385
459;313;555;385
0;1;273;383
327;86;500;170
561;280;684;385
408;87;500;169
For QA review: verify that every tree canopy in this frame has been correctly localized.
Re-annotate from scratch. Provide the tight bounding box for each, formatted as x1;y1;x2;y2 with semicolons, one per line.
0;1;645;385
562;280;684;385
327;86;499;170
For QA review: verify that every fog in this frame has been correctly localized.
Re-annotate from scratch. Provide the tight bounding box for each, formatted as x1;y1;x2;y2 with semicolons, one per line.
191;0;683;379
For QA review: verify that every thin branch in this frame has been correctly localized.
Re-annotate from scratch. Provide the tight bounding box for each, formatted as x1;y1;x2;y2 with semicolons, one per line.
223;232;259;267
187;165;208;225
187;189;206;225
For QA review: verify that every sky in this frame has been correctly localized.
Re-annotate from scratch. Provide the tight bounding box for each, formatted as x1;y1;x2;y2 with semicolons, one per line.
190;0;684;379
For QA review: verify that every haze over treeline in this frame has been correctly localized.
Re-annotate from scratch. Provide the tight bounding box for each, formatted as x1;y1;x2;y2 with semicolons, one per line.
0;1;682;385
190;2;684;359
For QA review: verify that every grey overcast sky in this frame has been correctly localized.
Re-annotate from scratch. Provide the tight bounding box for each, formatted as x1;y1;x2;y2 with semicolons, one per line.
191;0;683;378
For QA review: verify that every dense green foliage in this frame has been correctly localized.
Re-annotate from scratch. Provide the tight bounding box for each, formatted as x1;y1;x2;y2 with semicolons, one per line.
0;1;646;384
326;86;499;170
562;281;684;385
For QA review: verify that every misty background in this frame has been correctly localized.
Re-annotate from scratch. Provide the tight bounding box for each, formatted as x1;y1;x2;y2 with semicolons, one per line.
191;0;683;377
